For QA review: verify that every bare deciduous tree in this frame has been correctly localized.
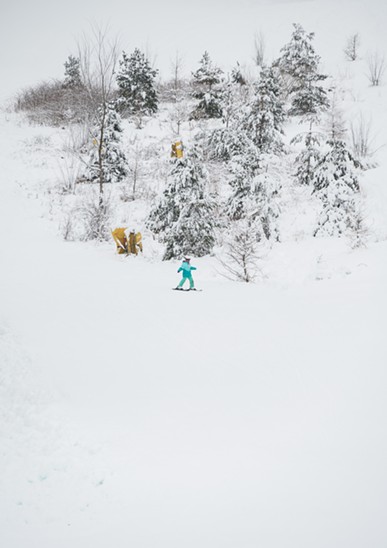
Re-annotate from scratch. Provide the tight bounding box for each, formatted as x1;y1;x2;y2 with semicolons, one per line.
122;136;146;201
218;222;264;283
350;114;375;160
366;51;386;86
253;31;266;67
325;92;347;142
77;25;120;207
344;33;361;61
170;50;185;102
168;99;190;136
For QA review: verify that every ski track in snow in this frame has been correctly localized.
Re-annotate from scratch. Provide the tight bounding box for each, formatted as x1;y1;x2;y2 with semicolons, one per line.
0;110;387;548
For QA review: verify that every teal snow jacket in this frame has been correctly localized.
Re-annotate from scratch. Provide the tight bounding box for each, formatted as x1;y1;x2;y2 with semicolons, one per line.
178;262;197;278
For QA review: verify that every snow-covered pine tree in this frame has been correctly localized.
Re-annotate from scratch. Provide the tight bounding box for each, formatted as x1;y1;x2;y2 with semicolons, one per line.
241;66;285;154
288;74;329;119
231;62;247;86
313;139;361;237
275;23;329;118
219;68;250;129
147;148;216;259
190;51;223;120
226;148;280;241
207;126;253;162
283;26;329;186
63;55;83;88
206;76;252;161
292;128;323;186
275;23;320;88
85;102;128;186
116;49;158;121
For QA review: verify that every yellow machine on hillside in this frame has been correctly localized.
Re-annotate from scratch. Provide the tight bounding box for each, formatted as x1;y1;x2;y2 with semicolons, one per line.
171;140;184;159
111;228;143;255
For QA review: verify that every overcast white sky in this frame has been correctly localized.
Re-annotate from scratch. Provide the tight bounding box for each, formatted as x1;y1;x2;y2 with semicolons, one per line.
0;0;386;102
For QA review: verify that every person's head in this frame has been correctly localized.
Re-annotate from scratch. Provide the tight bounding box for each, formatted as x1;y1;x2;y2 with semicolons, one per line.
183;257;191;263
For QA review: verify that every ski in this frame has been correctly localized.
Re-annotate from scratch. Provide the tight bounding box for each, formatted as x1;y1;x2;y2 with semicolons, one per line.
172;288;203;292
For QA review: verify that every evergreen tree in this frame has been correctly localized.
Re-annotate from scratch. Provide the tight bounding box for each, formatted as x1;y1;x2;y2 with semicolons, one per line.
63;55;82;88
276;23;321;88
241;66;285;154
116;49;158;119
291;127;323;185
288;75;329;119
313;139;361;237
86;102;129;185
281;25;330;185
147;148;216;259
190;51;223;120
226;149;280;241
275;23;329;118
207;126;254;162
231;62;247;86
204;71;254;162
219;71;250;129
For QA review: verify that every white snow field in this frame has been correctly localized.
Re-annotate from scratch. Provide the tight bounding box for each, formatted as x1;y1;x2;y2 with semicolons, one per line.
1;0;387;544
1;111;387;548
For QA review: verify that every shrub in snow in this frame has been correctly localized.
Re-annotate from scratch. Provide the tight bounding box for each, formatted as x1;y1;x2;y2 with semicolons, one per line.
313;139;361;237
147;148;216;259
116;49;158;122
218;220;264;283
344;33;361;62
350;207;368;249
350;114;376;163
14;80;89;126
63;190;113;242
366;51;386;86
190;51;223;120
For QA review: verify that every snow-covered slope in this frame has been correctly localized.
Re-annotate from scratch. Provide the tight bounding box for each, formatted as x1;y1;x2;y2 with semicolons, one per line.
1;108;387;548
1;0;387;545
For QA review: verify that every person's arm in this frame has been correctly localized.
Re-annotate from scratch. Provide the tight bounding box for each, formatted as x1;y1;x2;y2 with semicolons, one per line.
177;267;182;273
190;266;197;271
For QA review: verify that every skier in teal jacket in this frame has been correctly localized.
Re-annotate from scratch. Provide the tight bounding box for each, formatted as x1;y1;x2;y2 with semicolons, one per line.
176;258;197;290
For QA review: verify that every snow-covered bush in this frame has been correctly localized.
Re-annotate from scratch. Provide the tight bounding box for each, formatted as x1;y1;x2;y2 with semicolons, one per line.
344;33;361;62
366;52;386;86
61;190;113;242
218;220;264;283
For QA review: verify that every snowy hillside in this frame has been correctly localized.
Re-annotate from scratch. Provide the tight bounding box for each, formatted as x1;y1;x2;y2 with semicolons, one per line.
1;1;387;547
